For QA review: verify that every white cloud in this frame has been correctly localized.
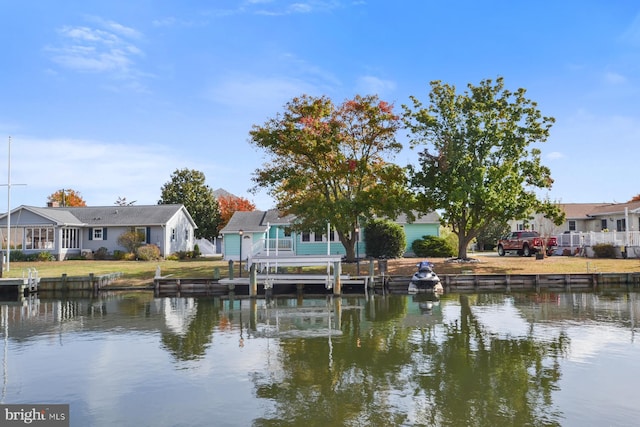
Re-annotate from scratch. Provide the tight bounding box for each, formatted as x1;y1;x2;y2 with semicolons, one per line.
207;76;312;111
546;151;564;160
356;75;397;97
45;19;147;91
3;136;186;206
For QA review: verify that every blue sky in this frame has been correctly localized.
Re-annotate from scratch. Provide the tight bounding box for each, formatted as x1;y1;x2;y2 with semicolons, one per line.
2;1;639;211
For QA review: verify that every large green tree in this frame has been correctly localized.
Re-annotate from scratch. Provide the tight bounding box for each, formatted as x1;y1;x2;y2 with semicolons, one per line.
403;77;564;259
158;168;221;240
250;94;412;261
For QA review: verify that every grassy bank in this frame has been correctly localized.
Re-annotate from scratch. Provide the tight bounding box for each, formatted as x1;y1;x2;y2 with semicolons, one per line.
2;254;639;287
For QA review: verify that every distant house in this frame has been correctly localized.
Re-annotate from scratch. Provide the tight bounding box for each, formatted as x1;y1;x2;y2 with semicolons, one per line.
508;201;640;257
0;204;197;260
509;201;640;235
219;209;440;262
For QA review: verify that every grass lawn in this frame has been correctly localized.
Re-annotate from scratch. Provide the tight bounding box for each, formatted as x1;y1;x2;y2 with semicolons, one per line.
2;253;639;287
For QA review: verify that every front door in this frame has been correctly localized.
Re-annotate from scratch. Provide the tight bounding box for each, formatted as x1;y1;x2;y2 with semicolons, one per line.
241;234;253;263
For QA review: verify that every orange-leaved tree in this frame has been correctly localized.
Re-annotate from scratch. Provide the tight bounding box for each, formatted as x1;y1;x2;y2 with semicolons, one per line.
47;189;87;207
218;195;256;231
250;94;413;261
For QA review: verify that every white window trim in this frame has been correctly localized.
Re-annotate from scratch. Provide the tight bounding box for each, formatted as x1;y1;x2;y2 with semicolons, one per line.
93;228;103;240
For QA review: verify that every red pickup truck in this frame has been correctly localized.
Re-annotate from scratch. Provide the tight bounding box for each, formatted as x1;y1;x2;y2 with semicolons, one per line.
497;231;557;257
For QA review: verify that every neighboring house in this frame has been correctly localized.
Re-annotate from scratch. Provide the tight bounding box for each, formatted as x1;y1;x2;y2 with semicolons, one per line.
394;212;441;256
0;204;197;260
508;201;640;257
219;209;440;261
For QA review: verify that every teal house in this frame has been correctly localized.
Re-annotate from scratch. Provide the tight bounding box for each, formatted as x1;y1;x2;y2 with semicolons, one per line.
219;209;440;263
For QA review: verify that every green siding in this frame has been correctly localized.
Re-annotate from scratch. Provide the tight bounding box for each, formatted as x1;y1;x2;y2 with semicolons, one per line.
225;223;439;259
403;224;440;254
293;235;365;257
224;234;242;257
295;240;346;256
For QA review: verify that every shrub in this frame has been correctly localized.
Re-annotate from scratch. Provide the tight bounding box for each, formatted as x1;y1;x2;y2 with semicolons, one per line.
136;244;161;261
439;227;460;255
364;219;406;259
9;251;27;262
165;253;180;261
412;235;455;258
94;247;109;260
592;243;616;259
118;229;145;254
6;251;55;262
36;251;54;261
174;250;195;260
193;244;201;258
113;250;134;260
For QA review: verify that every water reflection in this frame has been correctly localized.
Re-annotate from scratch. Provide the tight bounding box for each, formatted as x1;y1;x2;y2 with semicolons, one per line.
1;291;639;426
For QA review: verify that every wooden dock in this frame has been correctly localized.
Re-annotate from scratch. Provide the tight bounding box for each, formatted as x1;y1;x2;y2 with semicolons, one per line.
387;272;640;294
0;274;40;296
37;272;123;292
153;272;640;296
155;274;372;296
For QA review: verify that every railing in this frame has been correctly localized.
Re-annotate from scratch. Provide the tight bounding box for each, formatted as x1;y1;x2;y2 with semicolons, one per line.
268;238;293;251
195;238;217;255
555;231;640;248
246;238;295;269
251;238;294;255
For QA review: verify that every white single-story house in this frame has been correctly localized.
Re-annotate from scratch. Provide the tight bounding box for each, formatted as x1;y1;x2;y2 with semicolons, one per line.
0;204;197;260
508;201;640;257
219;209;441;262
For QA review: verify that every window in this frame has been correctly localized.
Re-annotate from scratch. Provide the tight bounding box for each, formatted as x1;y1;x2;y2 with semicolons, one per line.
616;219;626;232
601;219;607;230
184;228;190;241
171;228;176;242
135;227;147;243
62;228;79;249
301;230;333;242
568;220;576;231
93;228;103;240
25;227;54;250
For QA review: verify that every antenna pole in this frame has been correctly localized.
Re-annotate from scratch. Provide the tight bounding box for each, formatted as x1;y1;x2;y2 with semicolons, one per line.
6;137;11;272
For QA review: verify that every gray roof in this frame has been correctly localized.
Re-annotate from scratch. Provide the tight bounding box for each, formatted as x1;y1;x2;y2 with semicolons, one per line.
557;203;610;219
20;206;86;226
587;200;640;216
62;204;193;227
213;188;236;199
221;211;269;234
5;204;195;227
220;209;296;234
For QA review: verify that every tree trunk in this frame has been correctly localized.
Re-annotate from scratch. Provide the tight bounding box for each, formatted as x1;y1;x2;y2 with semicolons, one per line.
458;235;472;259
339;233;356;262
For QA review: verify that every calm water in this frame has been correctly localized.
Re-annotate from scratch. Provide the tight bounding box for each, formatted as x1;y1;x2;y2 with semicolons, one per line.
2;290;640;427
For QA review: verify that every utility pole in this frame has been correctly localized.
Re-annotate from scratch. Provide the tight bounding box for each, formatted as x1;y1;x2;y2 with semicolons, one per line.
1;137;26;272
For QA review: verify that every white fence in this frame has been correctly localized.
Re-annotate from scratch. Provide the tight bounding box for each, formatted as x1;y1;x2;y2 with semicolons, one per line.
555;231;640;248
